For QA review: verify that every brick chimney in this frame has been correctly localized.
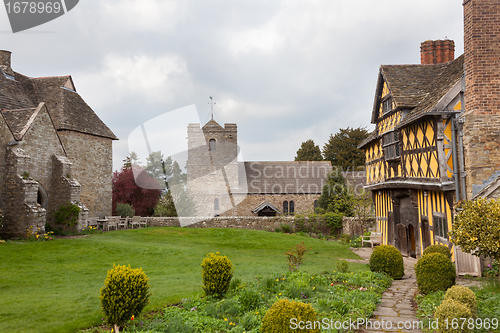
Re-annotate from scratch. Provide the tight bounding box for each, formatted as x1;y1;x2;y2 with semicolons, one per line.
462;0;500;198
420;40;455;65
0;50;14;76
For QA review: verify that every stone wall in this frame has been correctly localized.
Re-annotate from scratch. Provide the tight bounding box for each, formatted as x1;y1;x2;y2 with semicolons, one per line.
220;193;320;216
342;217;377;236
1;148;45;238
19;105;66;197
58;131;113;218
48;155;88;231
0;112;15;213
187;122;238;216
147;216;296;230
143;215;375;235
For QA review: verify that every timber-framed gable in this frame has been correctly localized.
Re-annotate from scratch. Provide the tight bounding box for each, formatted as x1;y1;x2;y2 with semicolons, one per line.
359;39;466;260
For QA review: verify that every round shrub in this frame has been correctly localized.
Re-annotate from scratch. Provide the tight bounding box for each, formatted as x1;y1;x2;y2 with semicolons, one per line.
444;285;477;316
201;252;234;297
415;253;456;294
100;264;151;333
434;298;474;333
369;245;404;279
423;244;452;259
261;299;319;333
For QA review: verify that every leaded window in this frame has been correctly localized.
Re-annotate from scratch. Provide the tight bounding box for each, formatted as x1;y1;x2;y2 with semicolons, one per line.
283;201;288;215
289;201;295;215
382;96;393;114
382;131;400;160
433;212;448;239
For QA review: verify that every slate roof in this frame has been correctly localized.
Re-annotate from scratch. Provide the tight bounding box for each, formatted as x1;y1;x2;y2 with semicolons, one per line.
242;161;331;194
1;107;39;140
0;70;117;140
359;55;464;149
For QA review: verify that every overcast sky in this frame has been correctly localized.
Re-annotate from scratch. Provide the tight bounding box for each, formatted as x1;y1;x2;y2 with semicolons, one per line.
1;0;464;171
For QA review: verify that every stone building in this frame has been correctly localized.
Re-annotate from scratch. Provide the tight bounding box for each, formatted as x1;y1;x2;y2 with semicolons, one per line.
0;50;117;237
358;0;500;262
186;120;333;217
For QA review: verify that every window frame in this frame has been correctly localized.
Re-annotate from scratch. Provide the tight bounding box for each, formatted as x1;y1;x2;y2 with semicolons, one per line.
433;212;448;240
209;139;216;152
381;95;393;114
382;130;400;161
289;201;295;215
283;201;288;215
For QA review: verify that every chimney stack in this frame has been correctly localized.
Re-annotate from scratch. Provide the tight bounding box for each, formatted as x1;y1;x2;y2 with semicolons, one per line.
420;40;455;65
0;50;14;76
462;0;500;198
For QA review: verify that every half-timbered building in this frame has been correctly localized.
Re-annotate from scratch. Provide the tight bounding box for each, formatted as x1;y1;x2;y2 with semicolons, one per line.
359;0;500;264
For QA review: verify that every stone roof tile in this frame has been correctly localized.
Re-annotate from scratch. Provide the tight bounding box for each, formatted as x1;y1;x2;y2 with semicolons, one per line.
379;55;464;127
243;161;331;194
1;107;39;140
0;70;117;140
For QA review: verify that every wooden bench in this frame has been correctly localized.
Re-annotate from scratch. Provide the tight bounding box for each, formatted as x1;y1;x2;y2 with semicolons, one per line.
129;216;141;229
362;232;382;249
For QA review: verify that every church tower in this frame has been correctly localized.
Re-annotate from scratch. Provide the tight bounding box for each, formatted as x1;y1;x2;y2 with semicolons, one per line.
186;120;239;216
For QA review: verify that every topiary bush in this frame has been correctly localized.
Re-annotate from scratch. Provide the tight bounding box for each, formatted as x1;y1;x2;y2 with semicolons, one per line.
369;244;404;279
443;285;477;316
434;298;474;333
99;264;151;333
415;252;456;295
423;244;452;259
115;203;135;218
201;252;233;297
261;299;320;333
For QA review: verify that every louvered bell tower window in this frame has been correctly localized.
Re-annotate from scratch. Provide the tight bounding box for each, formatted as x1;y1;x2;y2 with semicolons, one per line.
382;131;400;161
209;139;216;151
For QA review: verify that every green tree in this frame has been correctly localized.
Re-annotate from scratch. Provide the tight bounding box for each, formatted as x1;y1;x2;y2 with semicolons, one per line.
322;127;369;169
154;191;177;217
294;139;323;161
318;172;354;216
450;197;500;278
123;151;140;169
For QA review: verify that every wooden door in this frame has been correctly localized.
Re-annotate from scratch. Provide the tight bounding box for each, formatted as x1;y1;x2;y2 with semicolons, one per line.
396;223;408;255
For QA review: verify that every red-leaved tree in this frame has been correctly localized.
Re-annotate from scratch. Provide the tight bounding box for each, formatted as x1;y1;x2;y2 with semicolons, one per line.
112;166;161;217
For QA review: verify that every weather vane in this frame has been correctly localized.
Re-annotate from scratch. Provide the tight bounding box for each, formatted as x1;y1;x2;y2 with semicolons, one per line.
208;96;216;120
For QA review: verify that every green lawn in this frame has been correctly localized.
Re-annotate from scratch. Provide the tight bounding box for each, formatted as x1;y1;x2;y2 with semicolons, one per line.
0;227;365;333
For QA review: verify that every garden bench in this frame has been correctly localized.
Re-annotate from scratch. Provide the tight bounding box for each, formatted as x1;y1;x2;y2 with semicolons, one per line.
139;217;148;228
129;216;141;229
362;232;382;249
105;216;119;231
117;217;128;229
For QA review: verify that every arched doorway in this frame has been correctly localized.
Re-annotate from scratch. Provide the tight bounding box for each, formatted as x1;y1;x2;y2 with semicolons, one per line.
37;185;48;210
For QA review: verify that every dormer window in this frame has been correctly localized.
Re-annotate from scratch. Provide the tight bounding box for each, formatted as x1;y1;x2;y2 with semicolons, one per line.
2;68;15;81
382;96;393;114
209;139;216;151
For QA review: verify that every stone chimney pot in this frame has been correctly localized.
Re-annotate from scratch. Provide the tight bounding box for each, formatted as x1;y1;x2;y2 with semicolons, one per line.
0;50;14;76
